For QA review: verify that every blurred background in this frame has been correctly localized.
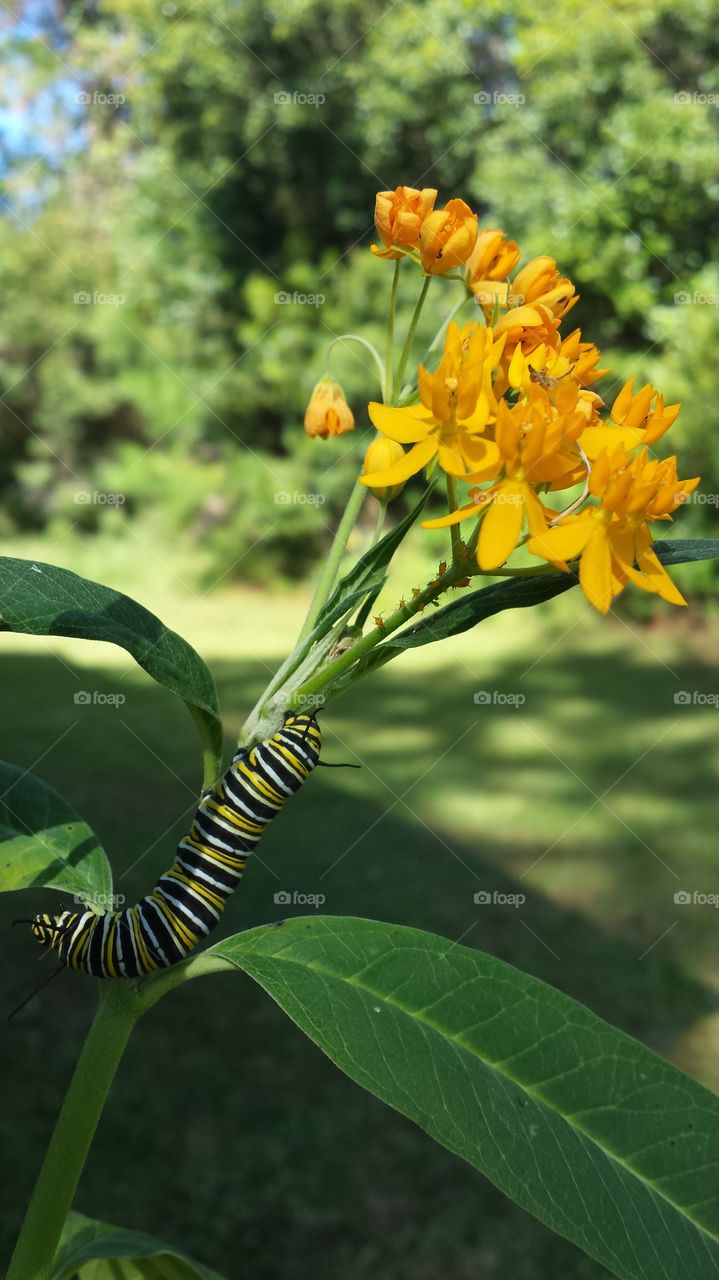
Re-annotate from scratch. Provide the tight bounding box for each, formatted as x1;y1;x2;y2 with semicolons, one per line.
1;1;719;1277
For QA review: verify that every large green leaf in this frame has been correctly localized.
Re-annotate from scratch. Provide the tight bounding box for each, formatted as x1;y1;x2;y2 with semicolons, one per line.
379;537;719;652
210;917;719;1280
0;557;223;779
0;763;111;905
51;1212;226;1280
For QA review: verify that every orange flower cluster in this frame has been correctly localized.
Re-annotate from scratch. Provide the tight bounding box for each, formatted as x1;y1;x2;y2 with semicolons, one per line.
361;189;699;613
371;185;478;274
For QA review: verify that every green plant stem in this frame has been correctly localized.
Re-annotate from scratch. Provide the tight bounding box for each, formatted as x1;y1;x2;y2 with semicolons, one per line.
185;701;223;790
326;334;385;393
290;552;470;706
392;275;431;403
296;480;367;645
445;475;462;565
384;260;401;402
7;984;142;1280
137;951;233;1013
290;512;575;705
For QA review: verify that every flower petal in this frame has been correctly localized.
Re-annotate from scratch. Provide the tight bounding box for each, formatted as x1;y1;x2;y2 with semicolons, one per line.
527;515;593;562
360;435;437;488
422;500;480;529
459;436;501;479
579;525;613;613
523;484;549;538
629;546;687;606
579;426;642;459
478;483;524;570
437;441;471;476
368;402;434;443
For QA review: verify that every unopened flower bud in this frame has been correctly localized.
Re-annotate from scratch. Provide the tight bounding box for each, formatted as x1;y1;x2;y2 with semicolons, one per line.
362;435;406;502
304;377;355;439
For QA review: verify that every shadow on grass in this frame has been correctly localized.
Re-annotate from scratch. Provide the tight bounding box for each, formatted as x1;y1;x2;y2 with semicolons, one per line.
1;643;717;1279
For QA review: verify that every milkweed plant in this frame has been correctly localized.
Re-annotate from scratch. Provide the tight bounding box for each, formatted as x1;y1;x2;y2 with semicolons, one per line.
4;183;719;1280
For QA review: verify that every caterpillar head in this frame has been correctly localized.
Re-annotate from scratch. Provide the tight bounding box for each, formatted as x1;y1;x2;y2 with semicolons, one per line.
280;709;322;765
30;910;72;951
283;709;319;733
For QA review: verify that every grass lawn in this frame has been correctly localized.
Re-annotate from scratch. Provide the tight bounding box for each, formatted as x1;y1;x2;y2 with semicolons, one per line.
1;536;718;1278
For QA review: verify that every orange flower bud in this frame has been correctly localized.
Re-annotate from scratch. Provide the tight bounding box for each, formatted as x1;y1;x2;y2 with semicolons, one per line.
512;255;577;319
304;377;355;440
362;435;406;502
418;198;478;274
466;228;521;287
371;186;438;260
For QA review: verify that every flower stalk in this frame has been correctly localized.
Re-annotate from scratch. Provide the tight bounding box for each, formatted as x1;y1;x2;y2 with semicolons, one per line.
392;275;431;402
384;259;401;402
296;480;367;645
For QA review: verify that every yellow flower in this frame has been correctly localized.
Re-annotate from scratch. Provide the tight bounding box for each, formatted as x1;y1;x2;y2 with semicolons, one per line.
490;305;562;397
359;321;504;488
422;386;586;569
512;255;577;320
362;436;406;502
467;227;521;282
304;377;355;439
559;328;608;388
611;377;681;444
580;378;681;461
505;341;602;437
371;186;438;260
494;302;562;358
418;198;478;274
527;448;700;613
486;256;577;384
466;228;521;308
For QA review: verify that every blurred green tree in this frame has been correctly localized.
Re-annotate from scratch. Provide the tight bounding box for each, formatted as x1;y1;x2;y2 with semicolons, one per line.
0;0;717;580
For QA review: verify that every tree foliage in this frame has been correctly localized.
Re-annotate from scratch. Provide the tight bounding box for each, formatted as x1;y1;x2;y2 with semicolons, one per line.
1;0;717;580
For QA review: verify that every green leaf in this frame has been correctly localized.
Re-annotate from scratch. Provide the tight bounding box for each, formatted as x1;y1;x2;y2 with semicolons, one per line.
653;537;719;565
0;763;111;905
314;483;434;633
51;1211;226;1280
303;578;386;648
0;557;223;781
380;537;719;652
210;916;719;1280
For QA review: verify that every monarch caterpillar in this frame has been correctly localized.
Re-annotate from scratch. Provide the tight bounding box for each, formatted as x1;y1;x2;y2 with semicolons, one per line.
24;711;322;980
